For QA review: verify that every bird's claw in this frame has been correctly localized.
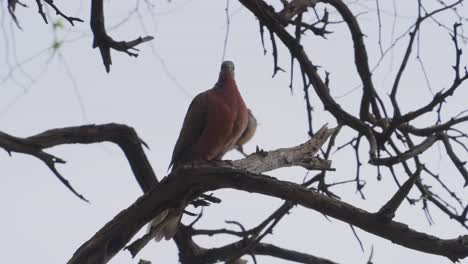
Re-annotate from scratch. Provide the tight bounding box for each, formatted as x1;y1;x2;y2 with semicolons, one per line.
255;145;267;157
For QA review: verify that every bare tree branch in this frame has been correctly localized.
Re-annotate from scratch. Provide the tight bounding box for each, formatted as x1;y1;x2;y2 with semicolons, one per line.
377;168;420;221
252;243;340;264
370;134;439;166
67;163;468;263
0;124;158;195
441;133;468;186
235;125;334;173
320;0;382;122
38;0;84;25
90;0;154;72
277;0;318;24
0;130;87;201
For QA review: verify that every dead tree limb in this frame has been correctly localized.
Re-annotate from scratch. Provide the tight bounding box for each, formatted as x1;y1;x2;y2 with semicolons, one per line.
67;164;468;263
90;0;154;72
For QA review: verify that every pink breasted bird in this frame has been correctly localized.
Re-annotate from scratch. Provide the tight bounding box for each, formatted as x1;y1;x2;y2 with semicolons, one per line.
149;61;249;241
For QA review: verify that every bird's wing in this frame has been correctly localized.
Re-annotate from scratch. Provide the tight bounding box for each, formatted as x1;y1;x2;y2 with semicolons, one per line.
236;109;257;146
169;92;209;169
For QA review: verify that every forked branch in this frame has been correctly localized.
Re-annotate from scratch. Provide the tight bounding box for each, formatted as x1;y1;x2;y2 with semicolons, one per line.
90;0;154;72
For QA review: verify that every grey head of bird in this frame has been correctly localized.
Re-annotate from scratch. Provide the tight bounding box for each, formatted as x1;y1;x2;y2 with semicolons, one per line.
217;61;236;85
220;60;235;73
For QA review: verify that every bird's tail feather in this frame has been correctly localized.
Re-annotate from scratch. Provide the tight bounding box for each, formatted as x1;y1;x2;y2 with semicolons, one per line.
147;209;182;241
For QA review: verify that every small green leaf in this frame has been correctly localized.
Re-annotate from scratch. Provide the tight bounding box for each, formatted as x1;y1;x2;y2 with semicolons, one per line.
52;41;62;50
53;20;63;29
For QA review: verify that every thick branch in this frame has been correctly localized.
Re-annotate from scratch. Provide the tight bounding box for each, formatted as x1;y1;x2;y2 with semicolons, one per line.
68;168;468;263
235;125;334;173
67;127;336;263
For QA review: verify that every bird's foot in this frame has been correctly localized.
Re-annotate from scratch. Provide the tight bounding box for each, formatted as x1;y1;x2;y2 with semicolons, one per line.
255;145;268;157
221;160;234;166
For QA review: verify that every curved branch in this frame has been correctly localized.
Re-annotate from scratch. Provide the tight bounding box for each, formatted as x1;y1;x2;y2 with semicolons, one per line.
28;123;158;192
370;134;439;166
320;0;380;121
68;165;468;263
398;116;468;137
197;240;341;264
0;123;158;194
0;130;86;201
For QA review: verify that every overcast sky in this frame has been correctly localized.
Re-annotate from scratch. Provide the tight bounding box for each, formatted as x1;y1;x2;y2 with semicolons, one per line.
1;0;467;263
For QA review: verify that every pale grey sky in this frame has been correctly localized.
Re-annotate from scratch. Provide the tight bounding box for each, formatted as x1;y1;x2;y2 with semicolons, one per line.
1;0;467;263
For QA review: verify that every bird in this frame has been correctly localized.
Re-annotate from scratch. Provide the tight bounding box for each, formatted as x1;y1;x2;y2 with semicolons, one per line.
149;60;249;241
